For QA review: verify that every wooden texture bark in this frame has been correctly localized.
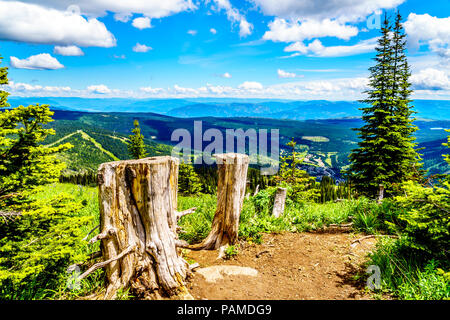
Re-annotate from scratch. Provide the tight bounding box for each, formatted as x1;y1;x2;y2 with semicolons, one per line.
272;187;287;218
190;153;249;250
96;156;192;300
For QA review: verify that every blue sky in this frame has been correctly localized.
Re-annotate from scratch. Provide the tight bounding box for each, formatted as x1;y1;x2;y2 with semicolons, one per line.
0;0;449;100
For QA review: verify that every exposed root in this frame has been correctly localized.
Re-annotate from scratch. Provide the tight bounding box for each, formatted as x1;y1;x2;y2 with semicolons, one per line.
79;245;135;281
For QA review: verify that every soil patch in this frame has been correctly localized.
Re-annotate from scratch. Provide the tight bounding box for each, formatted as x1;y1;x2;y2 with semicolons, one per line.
184;231;379;300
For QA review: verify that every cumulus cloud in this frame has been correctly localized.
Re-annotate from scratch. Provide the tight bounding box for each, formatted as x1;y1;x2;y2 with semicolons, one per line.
132;17;152;29
132;43;153;53
277;69;296;78
213;0;253;37
256;0;405;57
210;28;217;34
263;18;358;43
187;30;198;35
410;68;450;91
284;38;378;57
7;0;197;20
54;45;84;56
404;13;450;56
250;0;405;23
238;81;263;91
87;84;111;94
222;72;232;78
0;1;116;47
140;86;164;94
10;53;64;70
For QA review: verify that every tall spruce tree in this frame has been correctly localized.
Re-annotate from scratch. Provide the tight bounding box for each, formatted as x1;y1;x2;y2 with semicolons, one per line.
127;119;148;159
348;12;421;197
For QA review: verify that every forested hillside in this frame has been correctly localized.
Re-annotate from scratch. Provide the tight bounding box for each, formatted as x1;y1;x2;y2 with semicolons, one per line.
44;110;450;178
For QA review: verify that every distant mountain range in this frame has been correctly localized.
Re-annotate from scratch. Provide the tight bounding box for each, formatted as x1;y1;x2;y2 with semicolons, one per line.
7;97;450;121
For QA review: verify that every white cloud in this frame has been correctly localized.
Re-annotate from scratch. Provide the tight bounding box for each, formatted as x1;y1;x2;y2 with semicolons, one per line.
54;45;84;56
410;68;450;91
10;53;64;70
284;38;378;57
132;17;152;30
213;0;253;37
87;84;111;94
277;69;296;78
222;72;232;78
238;81;263;91
187;30;198;35
210;28;217;34
250;0;405;23
132;43;153;53
263;18;358;43
140;86;164;94
0;1;116;47
404;13;450;56
8;0;197;20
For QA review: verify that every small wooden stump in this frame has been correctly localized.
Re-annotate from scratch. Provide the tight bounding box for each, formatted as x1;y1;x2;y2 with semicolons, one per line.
272;187;287;218
95;156;192;300
191;153;249;250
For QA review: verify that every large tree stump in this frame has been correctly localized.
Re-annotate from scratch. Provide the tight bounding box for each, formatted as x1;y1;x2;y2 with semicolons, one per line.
95;156;192;300
190;153;249;251
272;187;287;218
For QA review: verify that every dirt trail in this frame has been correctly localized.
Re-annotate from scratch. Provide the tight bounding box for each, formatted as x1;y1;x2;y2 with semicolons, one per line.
184;231;379;300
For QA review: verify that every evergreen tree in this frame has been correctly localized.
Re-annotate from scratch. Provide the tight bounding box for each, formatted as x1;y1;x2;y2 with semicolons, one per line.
275;138;317;202
348;13;421;197
0;56;72;204
0;55;90;298
127;120;148;159
178;162;202;195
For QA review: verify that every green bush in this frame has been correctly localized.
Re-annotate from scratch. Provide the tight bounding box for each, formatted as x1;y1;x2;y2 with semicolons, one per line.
367;237;449;300
351;198;402;234
393;180;449;260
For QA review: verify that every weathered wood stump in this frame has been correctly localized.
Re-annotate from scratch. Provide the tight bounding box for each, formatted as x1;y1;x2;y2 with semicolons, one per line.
190;153;249;251
94;156;193;300
272;187;287;218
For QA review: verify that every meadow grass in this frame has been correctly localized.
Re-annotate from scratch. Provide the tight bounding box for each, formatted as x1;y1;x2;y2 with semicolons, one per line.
30;183;447;300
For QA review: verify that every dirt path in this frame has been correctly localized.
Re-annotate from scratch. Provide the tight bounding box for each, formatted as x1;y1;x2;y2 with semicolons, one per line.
184;231;378;300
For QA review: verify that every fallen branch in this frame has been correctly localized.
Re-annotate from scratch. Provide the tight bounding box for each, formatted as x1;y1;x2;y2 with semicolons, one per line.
351;234;398;245
328;222;353;228
176;207;197;220
78;246;135;281
0;211;21;224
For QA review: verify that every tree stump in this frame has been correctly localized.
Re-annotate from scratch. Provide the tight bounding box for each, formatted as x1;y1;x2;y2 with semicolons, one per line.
95;156;193;300
190;153;249;251
272;187;287;218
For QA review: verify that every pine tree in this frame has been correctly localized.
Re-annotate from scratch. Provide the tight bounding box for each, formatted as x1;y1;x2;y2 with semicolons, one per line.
388;11;423;185
127;119;148;159
275;138;317;202
178;162;202;195
348;13;421;197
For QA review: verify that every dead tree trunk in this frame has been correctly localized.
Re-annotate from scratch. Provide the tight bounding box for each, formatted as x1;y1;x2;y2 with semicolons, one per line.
377;184;384;204
94;156;193;300
190;153;249;250
272;187;287;218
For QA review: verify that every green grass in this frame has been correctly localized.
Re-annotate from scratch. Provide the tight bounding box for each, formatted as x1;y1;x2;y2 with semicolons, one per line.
31;183;103;299
28;183;448;300
367;237;449;300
